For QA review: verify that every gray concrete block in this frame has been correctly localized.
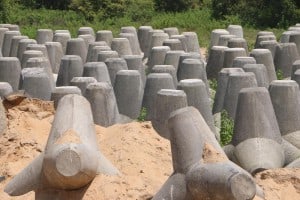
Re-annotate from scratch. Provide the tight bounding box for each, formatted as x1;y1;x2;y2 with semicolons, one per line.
82;61;111;83
36;29;53;44
0;57;21;91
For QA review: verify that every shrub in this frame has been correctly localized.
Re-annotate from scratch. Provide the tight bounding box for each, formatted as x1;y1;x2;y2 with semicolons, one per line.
220;110;234;146
154;0;203;12
137;107;147;122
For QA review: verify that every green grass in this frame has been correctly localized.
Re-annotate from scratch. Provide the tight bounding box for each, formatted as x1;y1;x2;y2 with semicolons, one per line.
3;7;285;49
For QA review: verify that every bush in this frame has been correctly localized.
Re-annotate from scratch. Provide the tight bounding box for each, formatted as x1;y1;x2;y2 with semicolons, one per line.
220;110;234;146
154;0;202;12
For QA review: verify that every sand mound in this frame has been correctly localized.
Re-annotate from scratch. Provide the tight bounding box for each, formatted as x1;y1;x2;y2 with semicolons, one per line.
0;97;299;199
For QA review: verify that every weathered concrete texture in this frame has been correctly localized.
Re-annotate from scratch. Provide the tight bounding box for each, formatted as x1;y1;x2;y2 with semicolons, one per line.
53;32;71;54
122;54;146;86
291;60;300;79
45;42;64;74
26;44;49;59
254;31;275;48
111;38;132;57
280;31;294;43
2;31;21;57
147;32;169;58
250;49;277;83
78;26;95;36
36;29;53;44
286;157;300;168
164;27;179;37
51;86;82;109
218;34;236;46
212;68;244;114
114;70;143;119
166;107;256;200
21;50;44;69
274;43;300;78
142;73;175;120
186;161;256;200
164;50;185;72
105;58;128;86
269;80;300;135
0;28;9;50
206;46;228;79
177;79;217;137
281;138;300;166
228;38;248;55
233;87;282;145
9;35;28;57
147;46;170;71
82;62;111;83
20;68;53;100
65;38;87;63
0;82;13;98
96;30;113;47
152;89;187;139
256;35;276;48
259;40;278;58
177;59;209;95
17;39;37;61
119;33;141;55
97;50;119;62
210;29;230;49
0;57;21;91
25;57;55;89
289;31;300;55
170;35;188;52
293;69;300;86
87;45;111;62
223;48;247;68
152;173;186;200
163;39;183;51
137;26;153;54
151;65;177;87
243;64;269;88
56;55;83;86
234;138;284;174
70;77;97;96
78;34;95;49
5;94;118;199
85;82;120;127
232;56;256;68
227;25;243;38
86;41;109;62
283;131;300;149
223;72;258;119
144;29;164;58
182;32;201;53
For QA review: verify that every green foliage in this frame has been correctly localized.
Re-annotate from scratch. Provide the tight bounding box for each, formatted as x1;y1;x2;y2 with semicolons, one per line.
220;110;234;146
209;79;217;91
276;69;284;80
211;0;300;28
137;107;147;122
154;0;203;12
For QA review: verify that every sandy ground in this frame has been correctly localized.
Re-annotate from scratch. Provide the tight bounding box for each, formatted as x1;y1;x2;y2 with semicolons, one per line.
0;97;299;199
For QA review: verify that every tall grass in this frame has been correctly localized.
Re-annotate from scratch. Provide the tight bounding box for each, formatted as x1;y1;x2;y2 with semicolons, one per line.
3;6;285;49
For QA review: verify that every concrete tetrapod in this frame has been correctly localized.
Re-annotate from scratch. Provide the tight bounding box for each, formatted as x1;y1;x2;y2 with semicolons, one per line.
111;38;133;57
142;73;175;120
0;82;13;98
9;35;28;57
114;70;144;119
151;65;178;87
2;30;21;57
56;55;83;86
227;38;249;55
78;26;95;36
170;35;188;51
70;77;97;96
122;55;146;86
259;40;278;59
85;82;121;127
254;31;274;48
65;38;88;63
53;32;71;54
147;46;170;71
164;50;185;73
0;27;9;50
82;62;111;83
274;43;300;78
17;39;37;61
212;68;245;114
209;29;230;49
36;29;53;44
177;79;217;137
0;57;21;91
206;46;228;79
182;32;201;53
78;34;95;49
4;94;119;199
223;48;247;68
164;27;179;36
88;46;111;62
151;89;187;139
242;64;269;88
45;42;64;74
232;87;284;174
95;30;113;47
227;24;243;38
269;80;300;135
153;107;256;200
51;86;82;109
104;58;128;86
162;39;183;51
232;56;256;68
218;34;236;46
291;59;300;79
223;72;258;119
97;50;119;62
137;26;153;54
86;41;109;62
250;49;277;83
